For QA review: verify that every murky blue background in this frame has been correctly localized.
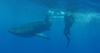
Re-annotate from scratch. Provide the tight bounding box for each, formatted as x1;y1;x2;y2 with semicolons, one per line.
0;0;100;53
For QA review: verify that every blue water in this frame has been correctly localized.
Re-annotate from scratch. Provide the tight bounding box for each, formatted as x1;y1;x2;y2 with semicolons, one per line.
0;0;100;53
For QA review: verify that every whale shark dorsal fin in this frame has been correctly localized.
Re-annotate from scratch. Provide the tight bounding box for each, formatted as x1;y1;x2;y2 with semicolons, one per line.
35;33;50;39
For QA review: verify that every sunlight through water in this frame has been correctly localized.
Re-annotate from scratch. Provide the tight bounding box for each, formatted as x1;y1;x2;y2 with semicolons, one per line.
48;10;100;23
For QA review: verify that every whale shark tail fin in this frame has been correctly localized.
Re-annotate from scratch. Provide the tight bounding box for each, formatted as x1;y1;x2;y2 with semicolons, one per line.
43;11;52;29
43;12;50;23
35;33;50;39
44;16;49;23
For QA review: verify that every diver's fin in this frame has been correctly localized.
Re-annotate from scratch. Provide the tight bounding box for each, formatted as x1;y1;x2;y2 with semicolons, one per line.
66;36;70;48
35;33;50;39
66;38;70;48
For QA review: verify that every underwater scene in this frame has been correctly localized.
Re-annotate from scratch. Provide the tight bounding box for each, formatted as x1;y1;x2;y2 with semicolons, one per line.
0;0;100;53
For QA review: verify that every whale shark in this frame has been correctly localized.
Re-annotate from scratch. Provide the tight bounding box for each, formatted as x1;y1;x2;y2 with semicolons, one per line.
8;15;52;39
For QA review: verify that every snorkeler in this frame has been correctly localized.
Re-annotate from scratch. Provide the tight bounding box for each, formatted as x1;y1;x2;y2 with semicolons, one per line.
63;12;75;48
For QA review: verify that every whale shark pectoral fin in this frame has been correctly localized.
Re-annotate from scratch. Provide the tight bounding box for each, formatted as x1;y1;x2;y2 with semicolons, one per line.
35;33;50;40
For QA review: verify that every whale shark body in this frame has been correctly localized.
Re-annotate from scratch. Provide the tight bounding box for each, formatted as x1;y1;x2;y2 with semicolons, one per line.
8;17;52;39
